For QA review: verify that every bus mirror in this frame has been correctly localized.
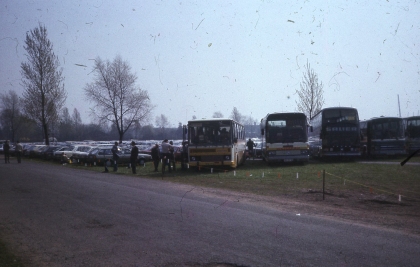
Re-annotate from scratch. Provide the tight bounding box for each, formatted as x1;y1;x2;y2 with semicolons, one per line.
310;126;313;132
234;138;238;143
261;129;264;135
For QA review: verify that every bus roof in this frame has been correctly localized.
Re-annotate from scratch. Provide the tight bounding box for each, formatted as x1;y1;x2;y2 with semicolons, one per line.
404;116;420;120
362;116;403;121
188;118;241;124
311;107;358;119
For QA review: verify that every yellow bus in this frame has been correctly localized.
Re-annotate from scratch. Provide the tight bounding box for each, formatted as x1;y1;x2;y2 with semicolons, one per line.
187;118;246;169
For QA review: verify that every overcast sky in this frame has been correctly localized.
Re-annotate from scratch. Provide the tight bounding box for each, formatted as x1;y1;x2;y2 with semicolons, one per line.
1;0;419;127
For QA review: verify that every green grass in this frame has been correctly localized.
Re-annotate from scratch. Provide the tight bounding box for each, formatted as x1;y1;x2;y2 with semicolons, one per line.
72;157;420;202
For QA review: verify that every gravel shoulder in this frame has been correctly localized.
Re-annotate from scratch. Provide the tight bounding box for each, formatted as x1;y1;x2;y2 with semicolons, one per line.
196;184;420;236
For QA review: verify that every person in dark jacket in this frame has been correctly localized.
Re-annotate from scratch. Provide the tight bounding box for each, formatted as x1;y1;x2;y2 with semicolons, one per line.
3;140;10;163
130;141;139;174
247;138;256;159
151;143;160;172
111;141;119;172
161;139;173;173
169;141;176;171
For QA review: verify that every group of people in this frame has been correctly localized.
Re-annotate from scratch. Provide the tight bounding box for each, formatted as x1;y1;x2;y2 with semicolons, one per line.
3;140;23;164
104;141;139;174
151;139;176;173
102;139;177;175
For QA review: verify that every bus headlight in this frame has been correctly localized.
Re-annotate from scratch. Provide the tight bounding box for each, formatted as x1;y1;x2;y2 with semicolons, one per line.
224;155;231;160
268;151;276;156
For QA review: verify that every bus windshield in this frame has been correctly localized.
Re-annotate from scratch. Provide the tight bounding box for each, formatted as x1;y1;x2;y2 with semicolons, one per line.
406;118;420;138
189;120;232;145
323;109;358;124
371;119;404;139
266;115;306;143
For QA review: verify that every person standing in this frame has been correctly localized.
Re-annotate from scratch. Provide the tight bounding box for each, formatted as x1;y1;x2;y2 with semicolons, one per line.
169;141;176;171
130;141;139;174
15;140;23;163
151;143;160;172
111;141;119;172
247;138;256;159
3;140;10;163
161;139;173;173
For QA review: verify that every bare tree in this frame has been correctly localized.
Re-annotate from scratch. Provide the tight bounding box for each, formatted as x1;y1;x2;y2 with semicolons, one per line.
212;111;224;118
155;114;169;128
0;90;24;142
58;107;73;141
230;107;243;123
155;114;169;138
84;55;154;143
295;61;325;120
20;24;66;145
242;115;257;126
72;108;82;140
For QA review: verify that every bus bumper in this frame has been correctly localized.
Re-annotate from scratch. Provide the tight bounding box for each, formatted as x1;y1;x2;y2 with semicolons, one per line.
266;155;309;163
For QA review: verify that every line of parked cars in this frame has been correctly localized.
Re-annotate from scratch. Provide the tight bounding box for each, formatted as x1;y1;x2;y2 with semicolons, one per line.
3;141;153;166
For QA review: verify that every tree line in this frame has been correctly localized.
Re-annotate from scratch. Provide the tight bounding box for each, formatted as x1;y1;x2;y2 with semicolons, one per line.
0;24;324;144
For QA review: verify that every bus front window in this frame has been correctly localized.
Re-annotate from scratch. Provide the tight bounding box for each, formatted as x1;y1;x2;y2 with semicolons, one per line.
189;122;232;145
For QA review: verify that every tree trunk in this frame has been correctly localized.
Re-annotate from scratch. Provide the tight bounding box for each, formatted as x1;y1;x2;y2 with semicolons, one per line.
43;122;49;145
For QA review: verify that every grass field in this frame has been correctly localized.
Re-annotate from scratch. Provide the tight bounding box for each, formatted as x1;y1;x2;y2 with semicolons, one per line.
71;156;420;204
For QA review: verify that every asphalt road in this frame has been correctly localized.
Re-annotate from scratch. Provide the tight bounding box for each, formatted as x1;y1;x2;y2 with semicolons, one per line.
1;160;419;267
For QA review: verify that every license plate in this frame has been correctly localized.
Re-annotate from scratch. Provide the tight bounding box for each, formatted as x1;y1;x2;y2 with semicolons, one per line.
284;159;293;162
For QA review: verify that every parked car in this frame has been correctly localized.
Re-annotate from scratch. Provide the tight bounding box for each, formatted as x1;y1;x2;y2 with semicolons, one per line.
87;146;152;166
52;145;75;161
25;145;46;158
119;147;152;165
53;145;88;162
41;145;62;160
86;146;114;165
71;145;97;164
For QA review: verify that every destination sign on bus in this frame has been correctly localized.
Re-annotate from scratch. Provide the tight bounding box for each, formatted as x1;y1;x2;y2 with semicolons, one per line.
326;126;358;132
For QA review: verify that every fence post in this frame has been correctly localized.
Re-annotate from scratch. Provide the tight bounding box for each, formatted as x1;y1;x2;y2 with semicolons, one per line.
323;169;325;200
